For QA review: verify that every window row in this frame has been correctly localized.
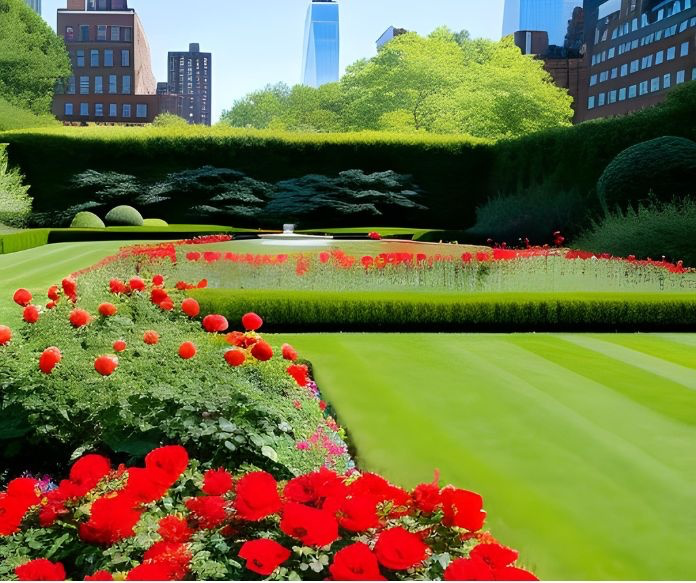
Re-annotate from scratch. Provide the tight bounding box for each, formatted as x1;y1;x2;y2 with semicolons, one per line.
64;25;133;43
60;74;132;95
589;42;690;85
587;68;695;109
63;102;149;119
74;48;130;68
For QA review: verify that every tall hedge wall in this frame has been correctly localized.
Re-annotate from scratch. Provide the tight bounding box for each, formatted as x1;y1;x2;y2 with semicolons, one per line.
1;82;694;230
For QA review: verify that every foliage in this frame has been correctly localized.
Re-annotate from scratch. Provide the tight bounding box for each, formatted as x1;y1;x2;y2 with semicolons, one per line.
575;198;696;266
0;144;32;227
152;113;190;128
221;28;573;140
0;97;58;131
597;136;696;212
0;0;71;114
143;218;169;227
104;205;144;227
70;212;105;229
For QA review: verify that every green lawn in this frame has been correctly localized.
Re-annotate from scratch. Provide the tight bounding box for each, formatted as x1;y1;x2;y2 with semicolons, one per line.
278;333;696;580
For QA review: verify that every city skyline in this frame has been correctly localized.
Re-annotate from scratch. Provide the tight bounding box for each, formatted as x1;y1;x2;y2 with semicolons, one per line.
302;0;340;87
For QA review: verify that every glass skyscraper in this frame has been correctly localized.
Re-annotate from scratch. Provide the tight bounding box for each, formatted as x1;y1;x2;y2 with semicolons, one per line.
25;0;41;14
302;0;340;88
502;0;582;46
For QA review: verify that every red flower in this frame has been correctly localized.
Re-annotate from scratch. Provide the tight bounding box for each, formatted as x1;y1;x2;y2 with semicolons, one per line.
145;445;189;485
241;312;263;331
202;468;234;496
287;364;309;387
197;279;208;289
151;288;169;305
329;542;385;581
444;557;494;581
113;340;127;353
202;314;229;333
225;331;245;346
238;539;291;576
185;496;228;529
143;330;160;345
67;454;111;497
178;341;197;360
412;472;441;514
186;252;201;261
283;467;346;509
0;325;12;346
84;571;114;581
337;494;380;532
0;478;40;535
251;340;273;361
15;559;66;581
181;298;200;318
281;343;298;361
79;496;142;545
98;303;117;317
152;274;164;286
224;349;246;367
280;502;339;547
109;279;128;294
440;487;486;532
494;567;538;580
374;527;429;571
470;543;519;569
129;277;146;292
46;301;57;310
143;541;192;580
122;468;171;504
368;232;382;240
319;251;331;263
94;355;118;376
70;309;92;328
62;278;78;301
234;471;281;521
159;298;174;311
39;347;62;374
13;288;33;306
125;563;174;581
158;515;193;543
349;473;410;512
23;305;40;324
47;285;60;301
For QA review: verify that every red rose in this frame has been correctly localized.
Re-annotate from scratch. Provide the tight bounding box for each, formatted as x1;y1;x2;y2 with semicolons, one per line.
225;331;245;346
152;274;164;286
67;454;111;497
125;563;174;582
79;496;142;545
281;343;298;361
239;539;291;576
284;467;347;509
158;515;193;543
197;279;208;289
251;340;273;361
159;298;174;311
337;494;380;532
15;559;66;581
287;364;309;387
349;473;410;512
181;298;200;318
145;445;189;485
0;478;40;535
444;557;493;581
494;566;538;580
185;496;228;529
13;288;32;307
23;305;40;324
178;341;197;360
143;541;192;580
98;303;117;317
143;330;160;345
234;471;281;521
329;542;385;581
224;349;246;367
412;475;442;514
440;487;486;531
470;542;519;569
150;288;169;305
280;502;339;547
46;301;57;310
70;309;92;328
94;355;118;376
0;325;12;346
39;347;62;374
202;468;234;496
122;468;171;504
47;285;60;301
62;278;77;300
241;312;263;331
84;570;114;581
109;279;128;294
374;527;429;571
129;277;146;292
202;314;229;333
113;340;127;353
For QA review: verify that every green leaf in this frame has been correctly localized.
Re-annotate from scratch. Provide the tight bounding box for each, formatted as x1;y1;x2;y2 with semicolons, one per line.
261;445;278;462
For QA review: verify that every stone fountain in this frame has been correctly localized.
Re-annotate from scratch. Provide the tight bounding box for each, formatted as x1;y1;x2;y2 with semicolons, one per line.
258;224;333;243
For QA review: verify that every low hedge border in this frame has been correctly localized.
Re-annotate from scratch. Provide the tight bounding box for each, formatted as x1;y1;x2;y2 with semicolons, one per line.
188;289;696;332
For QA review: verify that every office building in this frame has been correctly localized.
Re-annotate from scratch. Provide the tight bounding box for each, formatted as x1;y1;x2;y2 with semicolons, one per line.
53;0;161;124
578;0;696;122
302;0;340;87
162;43;212;126
503;0;584;46
25;0;41;14
377;26;408;49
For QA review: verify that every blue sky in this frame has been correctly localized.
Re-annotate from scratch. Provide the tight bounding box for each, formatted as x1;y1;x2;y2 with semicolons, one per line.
40;0;505;121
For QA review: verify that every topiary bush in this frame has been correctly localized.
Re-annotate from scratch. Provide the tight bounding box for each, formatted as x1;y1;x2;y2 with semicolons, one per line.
70;211;105;229
104;205;144;227
597;136;696;212
0;144;32;228
142;218;169;226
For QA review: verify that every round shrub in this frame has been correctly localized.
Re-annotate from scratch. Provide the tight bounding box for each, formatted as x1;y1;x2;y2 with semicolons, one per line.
143;218;169;227
104;205;144;227
598;136;696;212
69;211;105;229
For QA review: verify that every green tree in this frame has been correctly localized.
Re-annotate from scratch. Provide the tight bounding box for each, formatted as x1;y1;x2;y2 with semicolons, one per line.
152;112;190;128
219;83;291;129
0;0;71;113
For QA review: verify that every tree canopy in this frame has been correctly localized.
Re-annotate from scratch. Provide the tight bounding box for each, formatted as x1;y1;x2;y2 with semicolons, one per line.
0;0;71;113
220;28;574;140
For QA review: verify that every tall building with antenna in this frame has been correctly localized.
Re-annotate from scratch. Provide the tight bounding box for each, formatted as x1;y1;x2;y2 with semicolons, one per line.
302;0;340;87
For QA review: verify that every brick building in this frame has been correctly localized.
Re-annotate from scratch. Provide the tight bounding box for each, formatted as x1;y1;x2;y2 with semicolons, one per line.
160;43;212;126
578;0;696;121
53;0;162;124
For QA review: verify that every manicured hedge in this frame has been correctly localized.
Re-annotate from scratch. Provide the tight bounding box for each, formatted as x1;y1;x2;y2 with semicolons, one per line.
188;289;696;332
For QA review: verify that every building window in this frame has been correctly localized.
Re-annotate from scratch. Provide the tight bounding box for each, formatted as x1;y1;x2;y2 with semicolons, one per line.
611;67;618;79
642;55;653;69
656;50;664;64
639;80;649;95
122;75;131;94
67;76;76;94
590;74;597;86
79;76;89;95
64;103;74;116
664;73;671;88
79;25;90;41
104;50;113;67
108;75;117;93
676;70;686;83
679;19;688;33
628;84;637;98
667;46;676;60
609;90;617;103
136;104;148;118
80;102;89;116
109;103;117;117
631;17;638;31
122;103;132;118
619;87;627;101
588;96;595;110
95;103;104;117
598;92;606;106
76;50;85;68
650;77;660;92
608;47;615;59
631;39;638;50
90;49;99;67
680;41;689;57
630;59;639;73
111;26;120;41
123;27;132;42
121;50;130;67
94;76;103;94
692;67;696;80
65;27;74;41
600;71;608;82
620;63;628;76
97;25;107;41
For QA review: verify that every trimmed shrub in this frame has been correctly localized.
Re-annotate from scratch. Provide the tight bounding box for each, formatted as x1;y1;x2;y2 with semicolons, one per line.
597;136;696;212
575;198;696;266
0;144;32;227
143;218;169;226
188;289;696;332
104;205;144;226
70;211;105;229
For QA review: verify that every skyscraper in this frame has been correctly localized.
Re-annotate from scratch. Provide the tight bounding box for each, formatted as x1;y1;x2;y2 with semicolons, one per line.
25;0;41;14
164;43;212;126
503;0;583;46
302;0;340;87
